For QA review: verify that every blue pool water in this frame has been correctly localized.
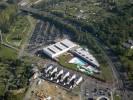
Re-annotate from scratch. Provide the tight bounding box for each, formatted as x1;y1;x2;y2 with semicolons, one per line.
69;57;96;75
69;57;86;66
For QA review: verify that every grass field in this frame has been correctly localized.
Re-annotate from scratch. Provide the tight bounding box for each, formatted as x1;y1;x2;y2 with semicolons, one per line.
113;93;121;100
99;64;113;82
0;44;17;59
6;16;29;48
58;54;78;71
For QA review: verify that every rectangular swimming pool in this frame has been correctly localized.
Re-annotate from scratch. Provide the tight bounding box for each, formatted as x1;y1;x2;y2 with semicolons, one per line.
69;57;87;66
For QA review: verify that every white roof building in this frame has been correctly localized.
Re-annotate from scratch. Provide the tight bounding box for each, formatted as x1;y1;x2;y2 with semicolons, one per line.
43;39;77;58
72;48;100;67
123;39;133;49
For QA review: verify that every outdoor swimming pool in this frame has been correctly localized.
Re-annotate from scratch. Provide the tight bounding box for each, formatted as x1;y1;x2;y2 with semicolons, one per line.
69;57;98;74
69;57;86;66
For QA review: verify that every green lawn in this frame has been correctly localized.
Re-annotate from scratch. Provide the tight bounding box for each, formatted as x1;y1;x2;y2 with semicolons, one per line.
100;64;113;82
0;44;17;59
6;16;29;48
113;93;121;100
58;54;78;71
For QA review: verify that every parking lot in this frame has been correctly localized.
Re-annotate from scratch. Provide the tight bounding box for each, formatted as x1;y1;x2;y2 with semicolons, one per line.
27;20;71;54
81;79;112;100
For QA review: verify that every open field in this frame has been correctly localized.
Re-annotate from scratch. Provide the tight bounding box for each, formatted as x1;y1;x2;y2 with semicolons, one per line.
113;93;121;100
58;54;78;71
0;44;17;59
99;64;113;82
6;15;29;48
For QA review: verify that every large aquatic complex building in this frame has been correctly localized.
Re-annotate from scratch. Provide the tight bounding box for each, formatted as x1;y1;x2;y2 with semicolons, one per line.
43;39;99;68
71;48;100;68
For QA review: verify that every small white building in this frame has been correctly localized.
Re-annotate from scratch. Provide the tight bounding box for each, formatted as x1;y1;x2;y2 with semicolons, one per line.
123;39;133;49
43;39;77;58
